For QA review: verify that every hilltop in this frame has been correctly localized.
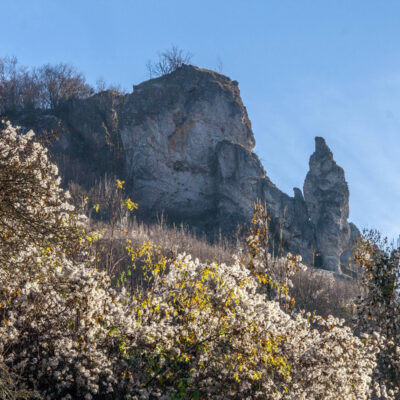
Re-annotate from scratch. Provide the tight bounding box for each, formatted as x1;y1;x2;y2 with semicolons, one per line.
5;64;358;274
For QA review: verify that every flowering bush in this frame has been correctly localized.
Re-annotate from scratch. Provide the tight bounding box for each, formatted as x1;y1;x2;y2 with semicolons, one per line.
352;231;400;400
0;122;379;399
128;252;376;399
0;121;136;398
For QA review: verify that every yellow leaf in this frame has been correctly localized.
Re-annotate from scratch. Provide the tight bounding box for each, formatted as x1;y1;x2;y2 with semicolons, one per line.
122;198;138;211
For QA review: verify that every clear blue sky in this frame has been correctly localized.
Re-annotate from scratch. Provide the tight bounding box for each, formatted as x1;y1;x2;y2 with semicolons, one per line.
1;0;399;240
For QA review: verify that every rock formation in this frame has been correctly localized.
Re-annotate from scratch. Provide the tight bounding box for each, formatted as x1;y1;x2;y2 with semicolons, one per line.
9;65;358;274
303;137;351;272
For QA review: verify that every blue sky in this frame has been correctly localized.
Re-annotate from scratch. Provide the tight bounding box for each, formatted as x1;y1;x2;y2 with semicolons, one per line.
1;0;399;240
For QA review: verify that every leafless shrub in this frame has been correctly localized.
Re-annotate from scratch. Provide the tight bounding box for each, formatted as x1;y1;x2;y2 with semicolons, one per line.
95;77;127;94
146;45;193;78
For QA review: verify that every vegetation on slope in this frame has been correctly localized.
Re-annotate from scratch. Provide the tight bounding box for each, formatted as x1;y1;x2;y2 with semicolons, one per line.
1;122;399;399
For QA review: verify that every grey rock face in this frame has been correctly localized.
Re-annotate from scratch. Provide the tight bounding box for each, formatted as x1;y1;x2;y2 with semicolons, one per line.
213;140;316;266
10;65;358;273
340;222;361;276
215;140;268;231
118;66;254;229
303;137;351;272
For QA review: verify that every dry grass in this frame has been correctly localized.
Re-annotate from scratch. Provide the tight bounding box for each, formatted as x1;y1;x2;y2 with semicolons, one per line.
291;269;359;321
88;216;239;290
122;215;238;264
68;177;360;322
88;216;359;323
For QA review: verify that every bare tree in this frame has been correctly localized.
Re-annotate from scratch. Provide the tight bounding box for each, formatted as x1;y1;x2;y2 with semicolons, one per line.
216;56;224;74
95;76;107;92
0;56;22;115
36;63;94;109
0;57;43;114
19;68;42;111
146;45;193;78
0;58;95;115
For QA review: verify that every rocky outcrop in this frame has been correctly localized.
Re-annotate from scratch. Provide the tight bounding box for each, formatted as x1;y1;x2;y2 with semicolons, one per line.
9;65;358;274
303;137;351;272
212;135;355;270
118;66;254;229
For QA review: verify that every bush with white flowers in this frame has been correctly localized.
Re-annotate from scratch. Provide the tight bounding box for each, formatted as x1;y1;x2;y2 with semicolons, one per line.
0;122;379;399
352;231;400;400
0;121;138;399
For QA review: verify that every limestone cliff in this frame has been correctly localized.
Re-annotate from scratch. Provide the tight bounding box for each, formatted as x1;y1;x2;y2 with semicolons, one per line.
303;137;351;272
10;65;358;273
